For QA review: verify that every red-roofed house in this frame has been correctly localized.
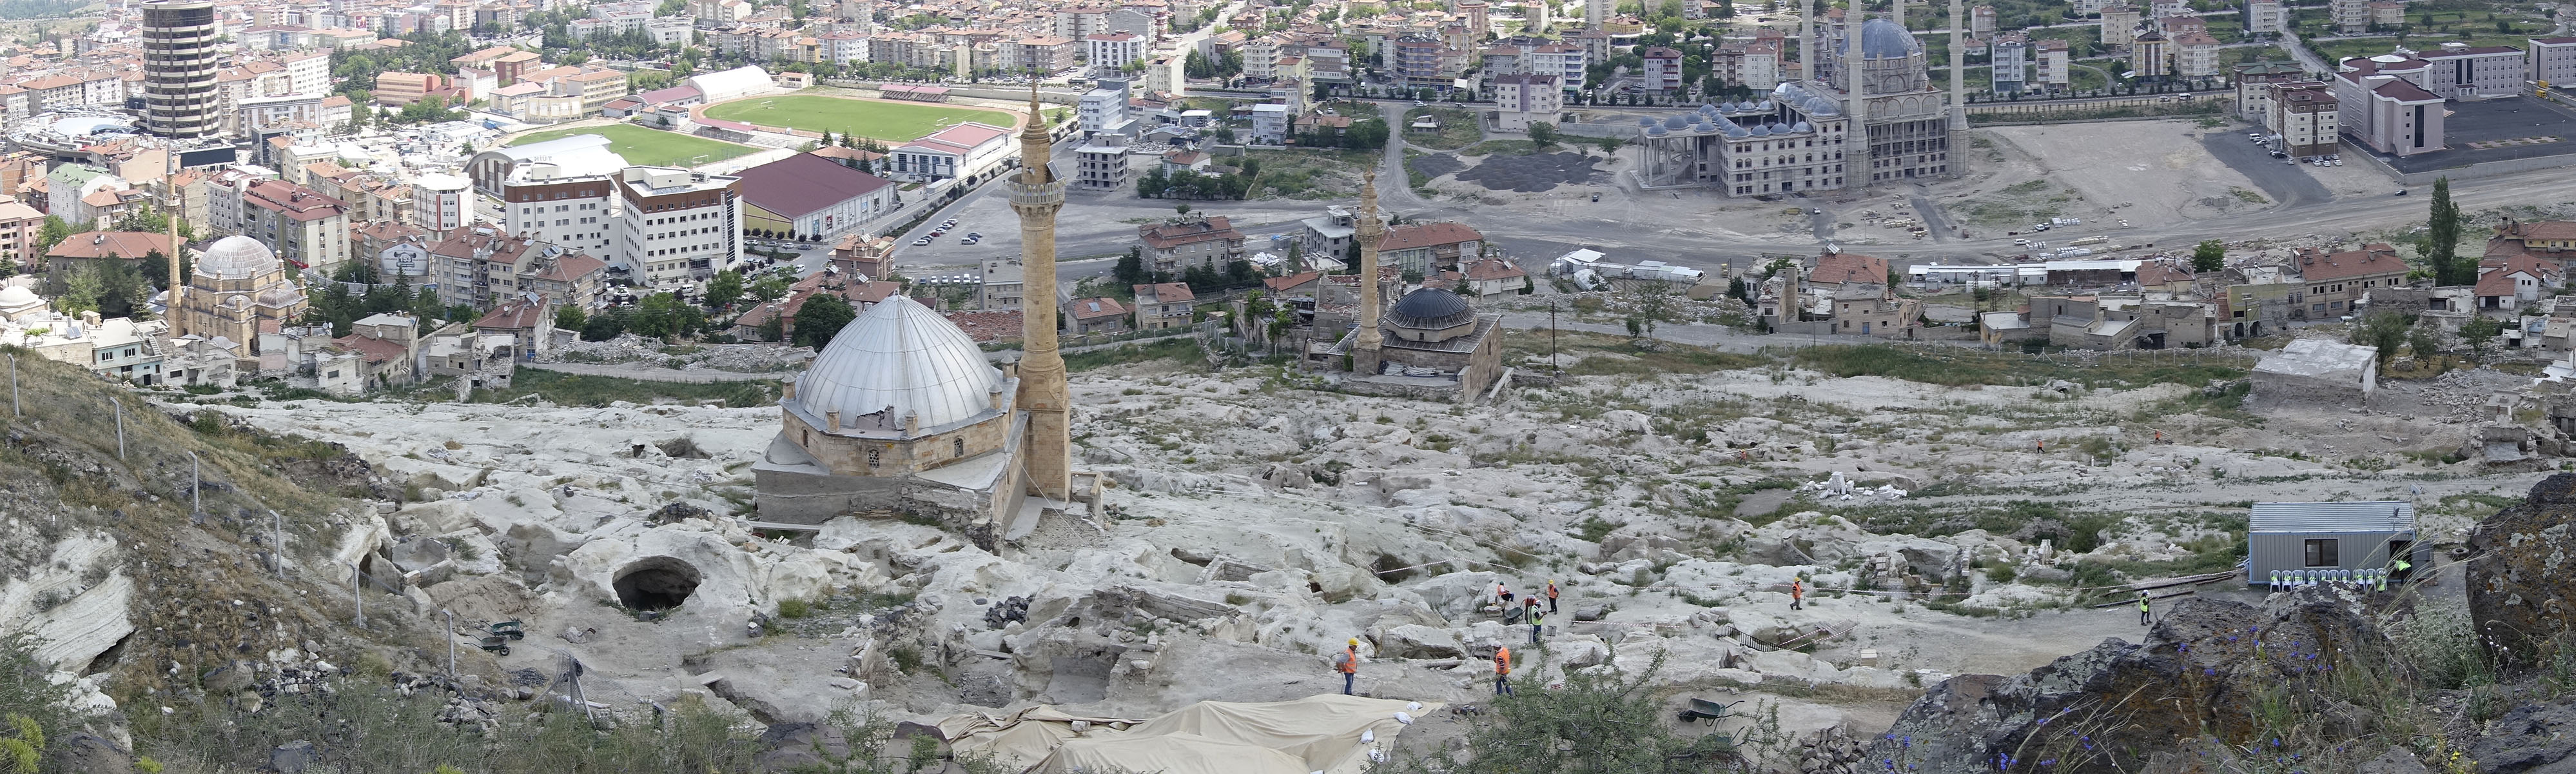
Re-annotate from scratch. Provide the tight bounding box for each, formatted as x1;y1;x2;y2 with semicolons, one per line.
1064;296;1130;334
333;313;422;388
2488;219;2576;263
2474;253;2560;310
471;293;556;358
731;273;903;341
1374;222;1485;275
1138;215;1246;274
1449;257;1530;296
44;231;175;277
2294;243;2405;317
1133;283;1195;330
1810;250;1889;288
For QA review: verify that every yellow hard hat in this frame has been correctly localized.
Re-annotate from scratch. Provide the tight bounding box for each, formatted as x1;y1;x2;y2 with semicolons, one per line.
1348;638;1360;646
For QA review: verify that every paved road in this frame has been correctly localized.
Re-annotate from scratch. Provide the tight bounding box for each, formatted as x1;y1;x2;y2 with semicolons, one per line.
2200;129;2334;207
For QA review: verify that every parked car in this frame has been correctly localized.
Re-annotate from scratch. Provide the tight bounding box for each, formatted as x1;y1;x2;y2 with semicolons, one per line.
912;237;933;245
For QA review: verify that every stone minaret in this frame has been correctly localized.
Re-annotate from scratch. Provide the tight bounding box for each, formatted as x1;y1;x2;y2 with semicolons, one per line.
1947;0;1969;172
1892;0;1904;31
1353;170;1385;375
164;161;184;335
1846;12;1870;192
1008;86;1071;501
1798;0;1815;81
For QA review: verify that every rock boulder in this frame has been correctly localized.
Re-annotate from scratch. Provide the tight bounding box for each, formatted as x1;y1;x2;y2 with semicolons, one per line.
2465;473;2576;669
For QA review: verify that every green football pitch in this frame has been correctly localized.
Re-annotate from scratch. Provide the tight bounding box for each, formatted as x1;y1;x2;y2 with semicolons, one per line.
701;95;1018;142
506;124;757;168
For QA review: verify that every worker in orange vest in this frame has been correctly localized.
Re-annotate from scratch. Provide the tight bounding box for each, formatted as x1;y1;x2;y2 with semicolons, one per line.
1334;638;1361;695
1492;646;1513;696
1546;580;1560;614
1790;578;1805;611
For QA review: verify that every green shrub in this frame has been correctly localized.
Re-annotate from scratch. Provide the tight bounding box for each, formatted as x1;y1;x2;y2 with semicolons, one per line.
776;598;812;619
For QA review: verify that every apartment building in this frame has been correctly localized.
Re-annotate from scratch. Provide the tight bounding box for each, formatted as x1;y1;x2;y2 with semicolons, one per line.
1137;215;1246;274
501;163;616;255
613;166;745;286
240;180;353;274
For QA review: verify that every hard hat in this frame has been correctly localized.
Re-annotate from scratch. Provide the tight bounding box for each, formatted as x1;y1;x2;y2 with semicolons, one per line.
1348;638;1360;646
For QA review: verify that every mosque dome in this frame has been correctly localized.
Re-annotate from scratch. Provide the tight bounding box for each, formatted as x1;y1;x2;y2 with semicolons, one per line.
1387;288;1476;330
1750;124;1772;137
1860;18;1920;59
197;236;282;280
1723;122;1751;137
1639;116;1659;126
1663;114;1691;129
0;286;36;308
795;295;1002;430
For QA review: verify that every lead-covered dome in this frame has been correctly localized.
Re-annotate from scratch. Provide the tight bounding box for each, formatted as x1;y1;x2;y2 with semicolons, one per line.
1387;288;1475;330
795;295;1002;430
1860;19;1920;59
197;235;281;280
0;286;37;306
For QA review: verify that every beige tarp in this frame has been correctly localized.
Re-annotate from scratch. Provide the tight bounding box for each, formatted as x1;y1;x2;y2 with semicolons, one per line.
939;694;1445;774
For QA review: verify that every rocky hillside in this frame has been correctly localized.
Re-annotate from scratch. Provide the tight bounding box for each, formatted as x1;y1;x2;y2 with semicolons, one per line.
0;350;413;771
1870;475;2576;774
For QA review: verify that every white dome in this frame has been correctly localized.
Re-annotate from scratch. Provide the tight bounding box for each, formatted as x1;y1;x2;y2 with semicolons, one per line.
197;236;280;280
795;295;1002;431
0;286;37;306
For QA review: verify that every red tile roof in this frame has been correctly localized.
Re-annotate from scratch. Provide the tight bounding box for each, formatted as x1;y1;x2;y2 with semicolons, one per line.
1135;282;1196;303
331;333;409;365
1138;217;1240;250
46;232;173;260
1811;251;1888;285
2296;243;2405;281
942;309;1023;341
1374;222;1483;252
1068;296;1127;321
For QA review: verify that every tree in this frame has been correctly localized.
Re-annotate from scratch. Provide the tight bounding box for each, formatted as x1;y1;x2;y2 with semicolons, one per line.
581;307;629;341
1176;203;1193;215
1115;246;1147;285
1628;282;1677;335
1527;121;1559;149
750;275;792;303
629;292;701;338
55;263;103;315
2191;239;2226;273
34;217;73;257
704;270;746;310
555;304;587;333
2426;177;2466;285
2409;326;2440;360
1378;648;1732;774
2459;315;2503;357
1726;276;1747;302
792;294;856;348
2350;311;2409;367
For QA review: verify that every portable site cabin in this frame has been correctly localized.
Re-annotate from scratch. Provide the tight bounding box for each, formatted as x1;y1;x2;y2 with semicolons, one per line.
2246;501;2428;586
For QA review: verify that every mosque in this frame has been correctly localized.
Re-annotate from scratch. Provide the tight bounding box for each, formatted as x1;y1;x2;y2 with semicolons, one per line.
753;91;1097;544
170;235;309;353
1637;11;1959;194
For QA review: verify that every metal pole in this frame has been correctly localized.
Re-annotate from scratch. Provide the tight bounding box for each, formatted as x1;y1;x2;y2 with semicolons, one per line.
445;609;457;681
7;354;15;417
112;397;123;459
1549;300;1559;376
352;562;363;626
270;510;284;577
189;451;200;513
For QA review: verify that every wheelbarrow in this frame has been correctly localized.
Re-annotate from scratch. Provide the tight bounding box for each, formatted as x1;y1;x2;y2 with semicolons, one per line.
490;620;525;640
1677;698;1742;726
478;635;512;657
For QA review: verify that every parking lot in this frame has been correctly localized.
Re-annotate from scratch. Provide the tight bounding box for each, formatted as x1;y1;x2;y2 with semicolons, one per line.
2365;97;2576;175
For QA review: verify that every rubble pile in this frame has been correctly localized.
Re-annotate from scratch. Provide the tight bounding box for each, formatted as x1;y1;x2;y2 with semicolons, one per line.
543;335;814;373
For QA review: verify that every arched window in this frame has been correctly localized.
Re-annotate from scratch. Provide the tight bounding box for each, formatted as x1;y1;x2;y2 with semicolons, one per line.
953;437;966;457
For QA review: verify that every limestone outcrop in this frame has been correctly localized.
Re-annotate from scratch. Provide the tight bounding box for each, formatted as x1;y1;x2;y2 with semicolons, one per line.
2465;473;2576;669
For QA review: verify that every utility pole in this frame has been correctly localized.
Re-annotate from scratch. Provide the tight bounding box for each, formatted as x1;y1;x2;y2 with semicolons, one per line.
271;510;284;577
7;353;16;417
1549;299;1560;376
188;450;200;513
111;397;124;459
351;562;364;627
444;609;458;681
